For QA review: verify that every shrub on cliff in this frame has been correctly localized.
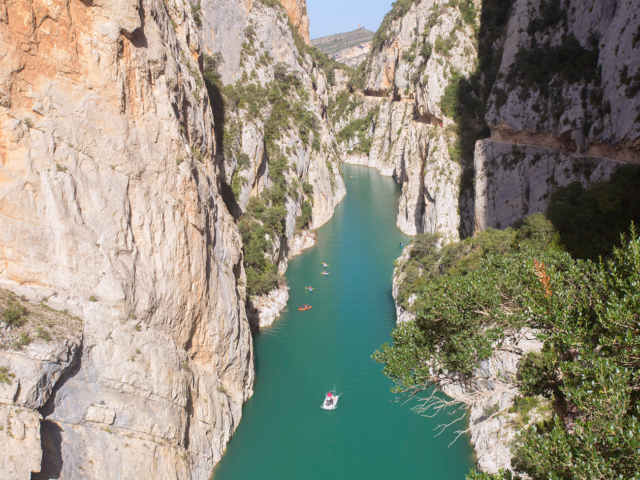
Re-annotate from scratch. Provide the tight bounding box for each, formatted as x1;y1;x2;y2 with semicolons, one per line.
394;214;562;310
546;164;640;261
375;225;640;479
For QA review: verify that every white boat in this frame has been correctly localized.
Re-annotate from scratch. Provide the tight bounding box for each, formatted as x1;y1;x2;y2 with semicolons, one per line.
321;392;339;410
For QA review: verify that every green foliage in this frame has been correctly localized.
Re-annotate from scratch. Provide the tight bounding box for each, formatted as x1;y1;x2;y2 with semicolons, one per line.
620;64;640;98
508;34;600;97
37;327;52;342
302;182;314;197
438;0;513;195
395;214;561;310
401;50;416;63
238;205;280;296
191;2;202;26
526;0;566;35
295;200;313;231
466;469;522;480
378;216;640;480
14;332;32;349
2;301;27;327
336;105;380;155
328;90;363;124
0;366;15;385
546;165;640;260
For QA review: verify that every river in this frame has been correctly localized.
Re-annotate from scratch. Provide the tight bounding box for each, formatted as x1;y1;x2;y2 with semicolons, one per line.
212;164;476;479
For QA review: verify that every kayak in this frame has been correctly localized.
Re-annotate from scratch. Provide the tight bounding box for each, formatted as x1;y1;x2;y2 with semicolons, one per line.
321;262;329;267
321;272;329;276
299;305;312;311
321;393;339;410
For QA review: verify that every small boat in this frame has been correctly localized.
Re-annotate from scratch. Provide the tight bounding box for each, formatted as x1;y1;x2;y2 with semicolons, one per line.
321;392;339;410
299;304;312;311
321;271;329;276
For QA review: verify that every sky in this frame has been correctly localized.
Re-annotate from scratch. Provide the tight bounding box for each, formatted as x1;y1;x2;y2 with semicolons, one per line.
307;0;395;39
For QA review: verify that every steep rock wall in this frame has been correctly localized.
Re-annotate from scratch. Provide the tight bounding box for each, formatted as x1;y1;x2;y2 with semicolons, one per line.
486;0;640;164
471;0;640;233
474;139;622;231
0;0;253;478
336;0;481;240
280;0;310;45
199;0;345;326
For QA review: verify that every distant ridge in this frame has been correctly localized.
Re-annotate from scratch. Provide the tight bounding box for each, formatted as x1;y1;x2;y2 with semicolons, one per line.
311;28;374;55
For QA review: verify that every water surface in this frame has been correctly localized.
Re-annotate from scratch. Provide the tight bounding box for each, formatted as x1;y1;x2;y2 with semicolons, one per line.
213;164;476;479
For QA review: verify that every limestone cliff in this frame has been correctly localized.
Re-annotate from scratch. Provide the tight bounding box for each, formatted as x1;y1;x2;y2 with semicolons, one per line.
335;0;480;239
476;0;640;231
198;0;345;327
280;0;310;45
0;0;253;478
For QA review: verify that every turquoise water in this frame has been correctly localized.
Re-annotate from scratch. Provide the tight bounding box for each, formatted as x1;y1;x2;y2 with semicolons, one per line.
212;164;476;479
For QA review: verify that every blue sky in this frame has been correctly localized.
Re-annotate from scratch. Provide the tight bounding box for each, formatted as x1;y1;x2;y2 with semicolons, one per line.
307;0;395;39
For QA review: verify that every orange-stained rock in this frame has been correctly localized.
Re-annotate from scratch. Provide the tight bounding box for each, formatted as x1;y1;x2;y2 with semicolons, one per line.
280;0;310;44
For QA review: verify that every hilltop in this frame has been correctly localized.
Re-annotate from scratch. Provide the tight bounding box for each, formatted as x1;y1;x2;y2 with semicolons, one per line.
311;27;374;55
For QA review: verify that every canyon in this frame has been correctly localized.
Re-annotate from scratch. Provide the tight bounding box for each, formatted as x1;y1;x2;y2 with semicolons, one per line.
0;0;638;478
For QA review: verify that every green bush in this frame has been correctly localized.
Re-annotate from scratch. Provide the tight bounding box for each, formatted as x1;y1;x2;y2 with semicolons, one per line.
0;366;15;385
546;165;640;260
394;214;561;310
2;301;26;327
376;219;640;480
508;33;600;97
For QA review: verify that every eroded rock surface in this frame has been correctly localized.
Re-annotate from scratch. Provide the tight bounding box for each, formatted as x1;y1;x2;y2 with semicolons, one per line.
335;0;479;239
1;0;253;478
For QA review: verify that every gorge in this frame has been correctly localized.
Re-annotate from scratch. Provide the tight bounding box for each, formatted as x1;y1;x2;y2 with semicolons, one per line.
0;0;638;478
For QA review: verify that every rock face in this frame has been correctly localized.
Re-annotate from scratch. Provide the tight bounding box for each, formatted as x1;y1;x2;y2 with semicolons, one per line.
280;0;310;45
336;0;480;240
486;0;640;164
199;0;345;324
0;0;253;478
332;43;372;68
473;140;622;231
379;0;639;474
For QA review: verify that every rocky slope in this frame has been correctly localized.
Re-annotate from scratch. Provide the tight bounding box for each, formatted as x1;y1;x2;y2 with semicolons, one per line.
392;244;549;474
474;0;640;232
0;0;347;474
332;42;372;68
335;0;639;238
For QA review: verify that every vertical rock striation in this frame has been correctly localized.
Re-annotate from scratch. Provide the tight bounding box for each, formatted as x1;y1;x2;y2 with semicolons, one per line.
0;0;253;477
376;0;639;475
